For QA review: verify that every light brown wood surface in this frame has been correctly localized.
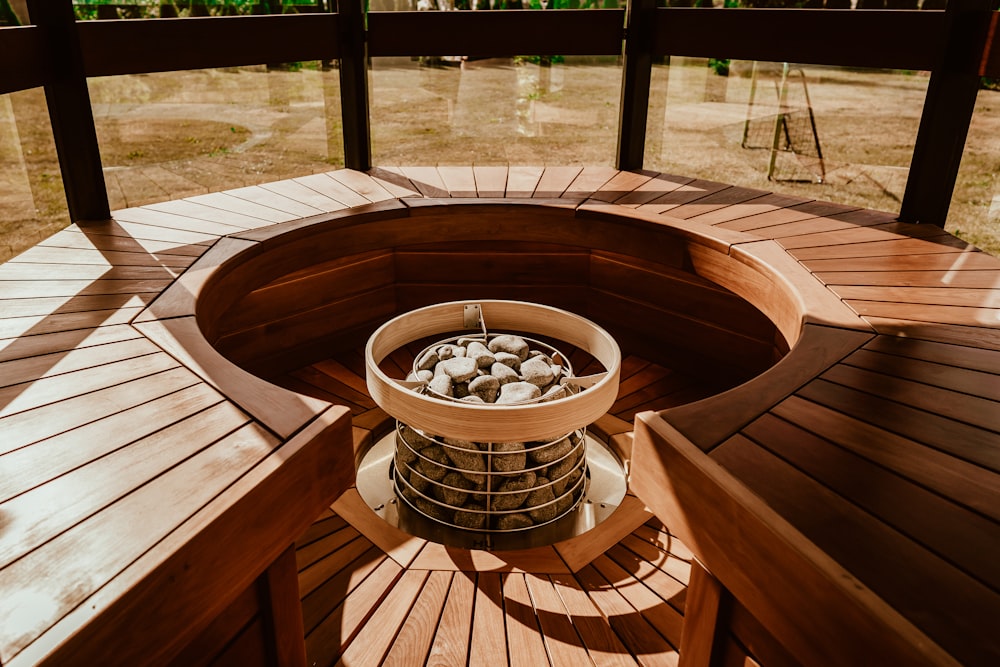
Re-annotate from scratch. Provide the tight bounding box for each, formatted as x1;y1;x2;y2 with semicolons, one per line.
1;165;997;667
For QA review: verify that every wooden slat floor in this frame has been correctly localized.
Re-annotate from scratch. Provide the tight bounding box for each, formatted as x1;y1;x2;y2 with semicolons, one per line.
0;165;997;666
277;347;712;666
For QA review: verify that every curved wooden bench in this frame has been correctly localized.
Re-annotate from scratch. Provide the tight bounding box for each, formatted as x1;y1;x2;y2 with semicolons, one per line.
0;165;997;667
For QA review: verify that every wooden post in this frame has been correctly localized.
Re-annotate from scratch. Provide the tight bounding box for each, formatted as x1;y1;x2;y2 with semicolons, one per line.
336;0;372;171
259;545;308;667
26;0;110;224
898;0;994;227
679;559;729;667
616;0;655;171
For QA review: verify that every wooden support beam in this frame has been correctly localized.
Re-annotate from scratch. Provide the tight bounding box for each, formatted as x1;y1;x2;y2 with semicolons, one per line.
899;0;995;227
259;545;308;667
679;560;729;667
25;0;109;224
616;0;654;171
336;0;371;172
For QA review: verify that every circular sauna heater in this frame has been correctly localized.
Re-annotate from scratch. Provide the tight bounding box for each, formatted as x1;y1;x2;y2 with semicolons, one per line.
361;300;624;548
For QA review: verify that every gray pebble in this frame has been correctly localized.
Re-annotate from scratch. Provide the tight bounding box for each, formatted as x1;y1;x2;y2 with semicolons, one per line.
492;471;536;510
496;381;542;404
469;374;500;402
490;441;526;472
454;503;487;529
526;478;558;523
460;394;485;403
415;445;451;481
438;357;478;383
437;471;477;507
528;435;573;464
552;467;583;497
466;341;497;369
442;437;486;485
493;352;522;371
520;357;555;388
428;374;453;397
416;349;439;371
497;513;534;530
488;335;529;361
490;362;519;385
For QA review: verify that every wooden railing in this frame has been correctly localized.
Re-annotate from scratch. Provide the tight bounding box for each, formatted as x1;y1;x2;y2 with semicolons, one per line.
2;0;998;225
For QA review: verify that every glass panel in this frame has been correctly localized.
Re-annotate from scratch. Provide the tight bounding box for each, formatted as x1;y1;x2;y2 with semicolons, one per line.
0;89;69;263
949;82;1000;256
645;58;929;219
370;55;621;165
88;64;343;210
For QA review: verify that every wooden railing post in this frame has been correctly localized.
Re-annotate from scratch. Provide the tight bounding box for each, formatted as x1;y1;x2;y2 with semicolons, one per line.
25;0;110;224
679;560;730;667
616;0;655;171
898;0;994;227
336;0;372;172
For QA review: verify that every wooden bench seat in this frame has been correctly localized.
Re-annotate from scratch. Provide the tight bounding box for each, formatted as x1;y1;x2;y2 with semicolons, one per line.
0;165;996;667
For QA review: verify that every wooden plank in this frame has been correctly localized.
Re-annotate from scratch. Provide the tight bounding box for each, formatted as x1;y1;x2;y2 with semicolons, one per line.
381;570;453;666
0;337;161;388
815;269;1000;289
713;207;816;233
589;170;657;203
834;284;1000;308
775;222;951;250
327;169;397;204
183;192;302;224
136;316;330;439
573;564;678;666
522;573;595;667
790;236;974;261
549;574;636;667
636;178;733;215
712;436;1000;667
39;228;209;257
469;573;508;667
294;173;373;208
367;167;423;199
474;165;509;198
771;395;1000;523
295;524;363;572
260;545;308;667
304;554;403;665
0;262;177;281
842;347;1000;402
0;366;201;456
505;166;544;198
426;570;476;666
0;293;150;319
820;362;1000;434
0;421;280;664
76;217;220;247
112;206;249;236
590;554;684;649
224;184;327;218
295;513;348;550
503;573;552;667
677;561;725;667
533;166;583;198
604;543;687;614
398;166;451;198
260;180;350;213
800;250;999;273
659;186;770;221
799;377;1000;473
8;245;195;268
0;352;179;419
409;542;570;574
143;199;281;230
332;488;427;568
437;166;478;198
861;316;1000;352
741;412;1000;592
0;382;225;503
554;494;653;573
614;172;693;208
300;543;385;632
0;323;143;364
616;534;691;590
0;306;145;340
335;569;429;666
863;334;1000;375
395;250;590;286
630;413;961;667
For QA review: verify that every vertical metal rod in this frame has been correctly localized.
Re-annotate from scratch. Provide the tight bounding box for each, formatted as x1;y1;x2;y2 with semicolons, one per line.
898;0;994;227
616;0;655;171
767;61;790;182
336;0;372;171
26;0;110;223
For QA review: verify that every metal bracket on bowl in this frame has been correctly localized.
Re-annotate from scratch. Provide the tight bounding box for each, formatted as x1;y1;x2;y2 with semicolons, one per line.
463;303;488;339
560;372;607;390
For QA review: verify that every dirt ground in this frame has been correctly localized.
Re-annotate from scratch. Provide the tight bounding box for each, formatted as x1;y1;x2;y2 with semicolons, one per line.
1;57;998;262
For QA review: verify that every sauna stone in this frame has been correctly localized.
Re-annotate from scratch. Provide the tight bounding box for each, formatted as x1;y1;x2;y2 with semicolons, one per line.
491;441;527;472
488;334;530;360
496;381;541;404
497;513;534;530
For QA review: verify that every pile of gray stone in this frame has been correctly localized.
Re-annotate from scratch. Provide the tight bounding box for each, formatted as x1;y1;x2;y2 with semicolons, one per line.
394;424;587;531
407;334;569;404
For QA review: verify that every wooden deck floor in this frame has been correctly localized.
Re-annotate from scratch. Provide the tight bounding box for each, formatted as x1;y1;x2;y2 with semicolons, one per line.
0;165;997;666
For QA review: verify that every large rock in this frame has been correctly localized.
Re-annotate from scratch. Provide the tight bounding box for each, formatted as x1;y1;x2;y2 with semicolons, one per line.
488;334;530;361
442;437;486;485
496;381;541;404
490;441;526;472
493;471;536;509
526;478;558;523
437;356;478;382
468;374;500;402
520;357;556;388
